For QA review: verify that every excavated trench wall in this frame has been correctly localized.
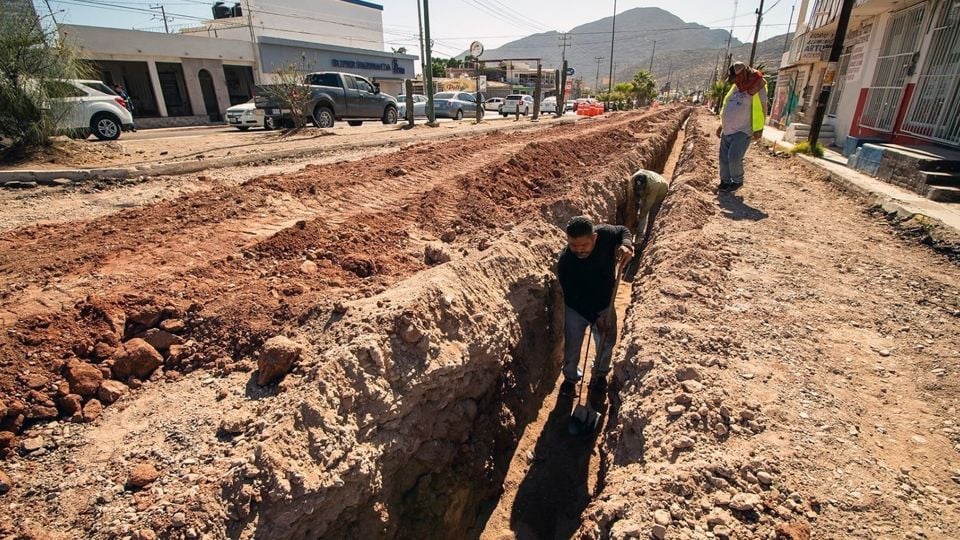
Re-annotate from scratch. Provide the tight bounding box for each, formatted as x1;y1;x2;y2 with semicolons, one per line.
209;108;691;539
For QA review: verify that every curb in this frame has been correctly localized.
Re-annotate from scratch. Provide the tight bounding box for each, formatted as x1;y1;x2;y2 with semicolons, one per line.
1;117;581;187
760;134;960;238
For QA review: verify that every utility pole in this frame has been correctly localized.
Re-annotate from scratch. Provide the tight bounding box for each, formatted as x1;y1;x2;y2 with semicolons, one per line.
607;0;618;107
749;0;765;66
243;0;261;83
594;56;604;97
558;33;572;63
558;33;571;117
42;0;59;27
150;4;169;33
649;40;656;72
783;2;796;55
422;0;436;125
532;60;542;120
808;0;855;149
416;0;426;82
723;0;739;74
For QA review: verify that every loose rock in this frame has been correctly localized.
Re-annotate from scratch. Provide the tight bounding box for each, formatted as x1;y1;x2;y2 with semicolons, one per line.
64;358;104;397
676;365;701;381
653;509;671;526
729;492;762;511
159;318;185;333
127;463;160;488
111;338;164;379
82;399;103;422
141;329;182;352
256;336;302;386
0;470;11;494
98;380;129;404
21;436;44;453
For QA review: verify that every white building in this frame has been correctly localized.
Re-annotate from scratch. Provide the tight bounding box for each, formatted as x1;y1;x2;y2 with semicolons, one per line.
61;0;416;128
182;0;385;51
772;0;960;150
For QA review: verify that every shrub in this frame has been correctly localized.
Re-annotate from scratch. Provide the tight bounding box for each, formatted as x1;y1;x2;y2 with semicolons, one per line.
0;15;90;161
789;141;826;158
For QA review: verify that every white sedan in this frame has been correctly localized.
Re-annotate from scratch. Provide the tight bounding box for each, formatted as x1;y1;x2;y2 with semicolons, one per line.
541;96;559;114
484;97;504;112
226;99;275;131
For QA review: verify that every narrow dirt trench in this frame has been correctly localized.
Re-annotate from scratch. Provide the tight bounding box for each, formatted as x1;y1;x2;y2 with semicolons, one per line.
478;120;688;540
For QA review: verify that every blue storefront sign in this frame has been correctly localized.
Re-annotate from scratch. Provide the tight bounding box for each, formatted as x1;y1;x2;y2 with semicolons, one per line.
332;58;406;75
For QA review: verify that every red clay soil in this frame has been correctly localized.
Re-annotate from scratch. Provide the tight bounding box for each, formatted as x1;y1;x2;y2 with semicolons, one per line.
0;107;687;450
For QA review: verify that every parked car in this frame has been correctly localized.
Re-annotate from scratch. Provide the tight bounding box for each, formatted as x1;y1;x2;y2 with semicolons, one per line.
484;97;504;112
46;79;135;141
541;96;559;114
432;91;482;120
397;94;428;118
226;99;275;130
565;100;576;112
254;72;398;128
501;94;534;116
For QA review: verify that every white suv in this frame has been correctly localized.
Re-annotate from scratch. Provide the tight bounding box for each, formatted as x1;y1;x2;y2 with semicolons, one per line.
48;79;135;140
500;94;534;116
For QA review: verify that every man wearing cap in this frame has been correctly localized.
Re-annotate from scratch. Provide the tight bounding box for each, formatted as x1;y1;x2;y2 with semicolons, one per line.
556;216;633;397
715;61;767;192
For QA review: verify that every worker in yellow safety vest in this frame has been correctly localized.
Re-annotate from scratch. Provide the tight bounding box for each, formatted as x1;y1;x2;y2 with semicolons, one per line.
714;61;767;192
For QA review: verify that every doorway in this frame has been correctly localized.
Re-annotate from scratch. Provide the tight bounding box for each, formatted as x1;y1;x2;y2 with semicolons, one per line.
198;69;221;122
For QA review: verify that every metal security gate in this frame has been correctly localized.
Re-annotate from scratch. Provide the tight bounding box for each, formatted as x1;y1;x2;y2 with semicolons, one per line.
858;4;927;132
902;0;960;146
828;52;851;116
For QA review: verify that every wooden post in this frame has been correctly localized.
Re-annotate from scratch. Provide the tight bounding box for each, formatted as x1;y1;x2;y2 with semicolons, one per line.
405;79;414;127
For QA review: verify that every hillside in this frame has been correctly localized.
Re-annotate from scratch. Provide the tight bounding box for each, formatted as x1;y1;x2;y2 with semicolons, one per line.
617;32;793;93
464;7;790;92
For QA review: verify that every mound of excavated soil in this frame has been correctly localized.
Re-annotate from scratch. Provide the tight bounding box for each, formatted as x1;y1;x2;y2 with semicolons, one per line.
577;112;960;539
0;107;690;538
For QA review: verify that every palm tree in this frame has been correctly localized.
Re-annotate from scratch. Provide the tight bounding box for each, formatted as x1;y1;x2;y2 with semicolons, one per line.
630;70;657;106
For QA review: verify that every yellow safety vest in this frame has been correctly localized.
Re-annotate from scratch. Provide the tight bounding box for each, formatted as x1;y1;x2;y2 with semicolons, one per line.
723;83;766;133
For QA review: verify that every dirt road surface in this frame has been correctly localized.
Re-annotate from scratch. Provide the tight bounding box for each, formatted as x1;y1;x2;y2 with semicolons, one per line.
0;113;569;171
0;107;957;539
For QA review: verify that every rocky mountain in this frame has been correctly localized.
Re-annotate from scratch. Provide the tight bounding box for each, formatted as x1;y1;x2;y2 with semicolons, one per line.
462;7;791;92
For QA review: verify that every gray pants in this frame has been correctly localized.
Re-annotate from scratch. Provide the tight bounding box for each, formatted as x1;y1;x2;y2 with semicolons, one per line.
719;131;751;185
563;304;616;382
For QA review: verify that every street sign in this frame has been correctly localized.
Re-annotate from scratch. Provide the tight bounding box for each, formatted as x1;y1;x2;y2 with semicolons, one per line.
478;76;488;92
566;67;576;76
469;41;484;58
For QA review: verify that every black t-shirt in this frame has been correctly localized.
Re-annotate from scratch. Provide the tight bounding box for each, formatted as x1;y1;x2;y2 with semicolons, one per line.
557;224;632;322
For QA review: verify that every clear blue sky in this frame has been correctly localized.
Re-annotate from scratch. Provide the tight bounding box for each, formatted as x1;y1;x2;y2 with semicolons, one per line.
40;0;799;57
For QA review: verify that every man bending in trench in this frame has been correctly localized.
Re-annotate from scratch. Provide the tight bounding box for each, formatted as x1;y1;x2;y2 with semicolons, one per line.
632;169;669;251
556;216;633;397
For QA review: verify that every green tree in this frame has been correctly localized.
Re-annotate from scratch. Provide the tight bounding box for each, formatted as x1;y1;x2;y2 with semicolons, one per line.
0;14;91;161
708;80;732;114
614;82;634;109
630;70;657;106
391;46;407;54
430;57;448;78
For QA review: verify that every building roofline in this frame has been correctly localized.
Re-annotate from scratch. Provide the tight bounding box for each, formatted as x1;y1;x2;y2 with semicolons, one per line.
341;0;383;10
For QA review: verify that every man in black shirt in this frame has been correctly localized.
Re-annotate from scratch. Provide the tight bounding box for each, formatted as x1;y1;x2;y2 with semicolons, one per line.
557;216;633;396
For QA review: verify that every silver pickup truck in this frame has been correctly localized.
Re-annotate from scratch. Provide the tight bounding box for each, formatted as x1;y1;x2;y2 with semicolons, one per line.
254;72;399;128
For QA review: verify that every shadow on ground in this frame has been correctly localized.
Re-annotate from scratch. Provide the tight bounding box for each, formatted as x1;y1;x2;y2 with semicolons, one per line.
719;192;769;221
506;391;606;539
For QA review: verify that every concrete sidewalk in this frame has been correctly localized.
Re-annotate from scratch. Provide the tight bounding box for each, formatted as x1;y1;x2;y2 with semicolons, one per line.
761;125;960;235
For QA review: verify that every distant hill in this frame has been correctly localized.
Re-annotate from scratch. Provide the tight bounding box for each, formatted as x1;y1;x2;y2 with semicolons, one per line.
461;7;790;92
616;32;793;93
